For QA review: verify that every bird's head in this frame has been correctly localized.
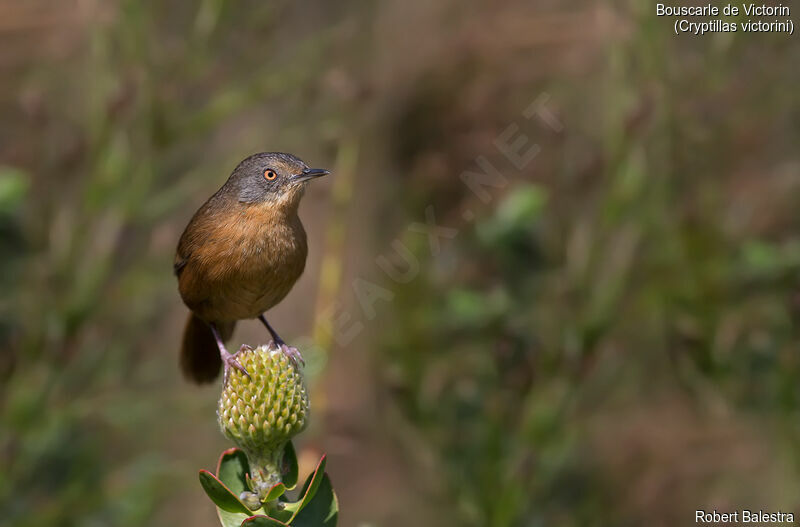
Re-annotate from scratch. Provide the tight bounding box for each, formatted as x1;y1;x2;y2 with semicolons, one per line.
227;152;329;209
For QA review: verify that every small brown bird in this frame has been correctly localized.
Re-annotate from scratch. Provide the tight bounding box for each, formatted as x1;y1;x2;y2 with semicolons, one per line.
174;152;329;383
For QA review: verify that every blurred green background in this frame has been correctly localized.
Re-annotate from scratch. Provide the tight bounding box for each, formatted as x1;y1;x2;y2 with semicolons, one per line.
1;1;799;526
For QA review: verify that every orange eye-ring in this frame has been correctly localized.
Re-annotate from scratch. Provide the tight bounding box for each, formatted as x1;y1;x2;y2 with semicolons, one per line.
264;169;277;180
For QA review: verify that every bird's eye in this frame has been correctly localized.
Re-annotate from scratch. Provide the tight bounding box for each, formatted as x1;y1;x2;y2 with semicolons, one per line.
264;169;277;181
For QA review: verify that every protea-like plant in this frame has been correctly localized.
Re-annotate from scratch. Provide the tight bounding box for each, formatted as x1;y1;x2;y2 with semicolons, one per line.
199;344;337;527
219;345;310;500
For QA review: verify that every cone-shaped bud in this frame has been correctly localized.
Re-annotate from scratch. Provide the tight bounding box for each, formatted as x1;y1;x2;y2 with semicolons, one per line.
218;345;309;501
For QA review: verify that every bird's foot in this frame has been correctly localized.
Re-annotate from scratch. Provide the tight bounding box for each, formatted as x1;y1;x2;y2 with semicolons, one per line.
269;339;305;368
222;346;252;384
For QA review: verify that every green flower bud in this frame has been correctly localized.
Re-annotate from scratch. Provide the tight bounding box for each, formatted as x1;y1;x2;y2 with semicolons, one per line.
218;345;309;500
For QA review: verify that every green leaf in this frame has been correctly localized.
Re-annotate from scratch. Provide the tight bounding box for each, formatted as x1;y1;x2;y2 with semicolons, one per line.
264;482;286;503
269;509;293;524
290;474;338;527
297;455;327;505
199;470;252;514
203;446;329;526
217;448;251;497
281;455;327;522
282;442;299;490
217;509;253;527
241;515;290;526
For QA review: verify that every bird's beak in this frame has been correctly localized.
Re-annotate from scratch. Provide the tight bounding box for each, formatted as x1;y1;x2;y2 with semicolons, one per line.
291;168;330;183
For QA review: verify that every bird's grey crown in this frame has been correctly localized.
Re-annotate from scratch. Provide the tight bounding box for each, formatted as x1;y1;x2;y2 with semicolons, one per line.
236;152;305;171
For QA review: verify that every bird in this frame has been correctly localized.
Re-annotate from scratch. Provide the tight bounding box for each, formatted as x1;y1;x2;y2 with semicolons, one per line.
174;152;329;384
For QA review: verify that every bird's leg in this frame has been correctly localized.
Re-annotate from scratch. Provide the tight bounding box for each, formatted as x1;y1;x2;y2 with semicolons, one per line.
210;323;251;383
258;314;305;366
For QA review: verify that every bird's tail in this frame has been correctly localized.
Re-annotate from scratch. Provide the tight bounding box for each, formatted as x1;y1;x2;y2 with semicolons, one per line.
180;314;235;384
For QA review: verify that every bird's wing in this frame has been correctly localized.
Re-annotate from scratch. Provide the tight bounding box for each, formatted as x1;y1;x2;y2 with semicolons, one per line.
174;226;195;276
174;201;213;277
173;253;188;276
174;232;209;312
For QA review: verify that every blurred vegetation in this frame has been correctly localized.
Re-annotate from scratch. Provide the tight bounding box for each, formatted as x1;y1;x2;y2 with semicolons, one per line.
1;1;799;526
375;3;800;526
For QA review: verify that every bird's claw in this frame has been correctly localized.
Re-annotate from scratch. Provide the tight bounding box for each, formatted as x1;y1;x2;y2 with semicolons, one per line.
222;348;251;384
268;340;305;368
283;344;305;367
